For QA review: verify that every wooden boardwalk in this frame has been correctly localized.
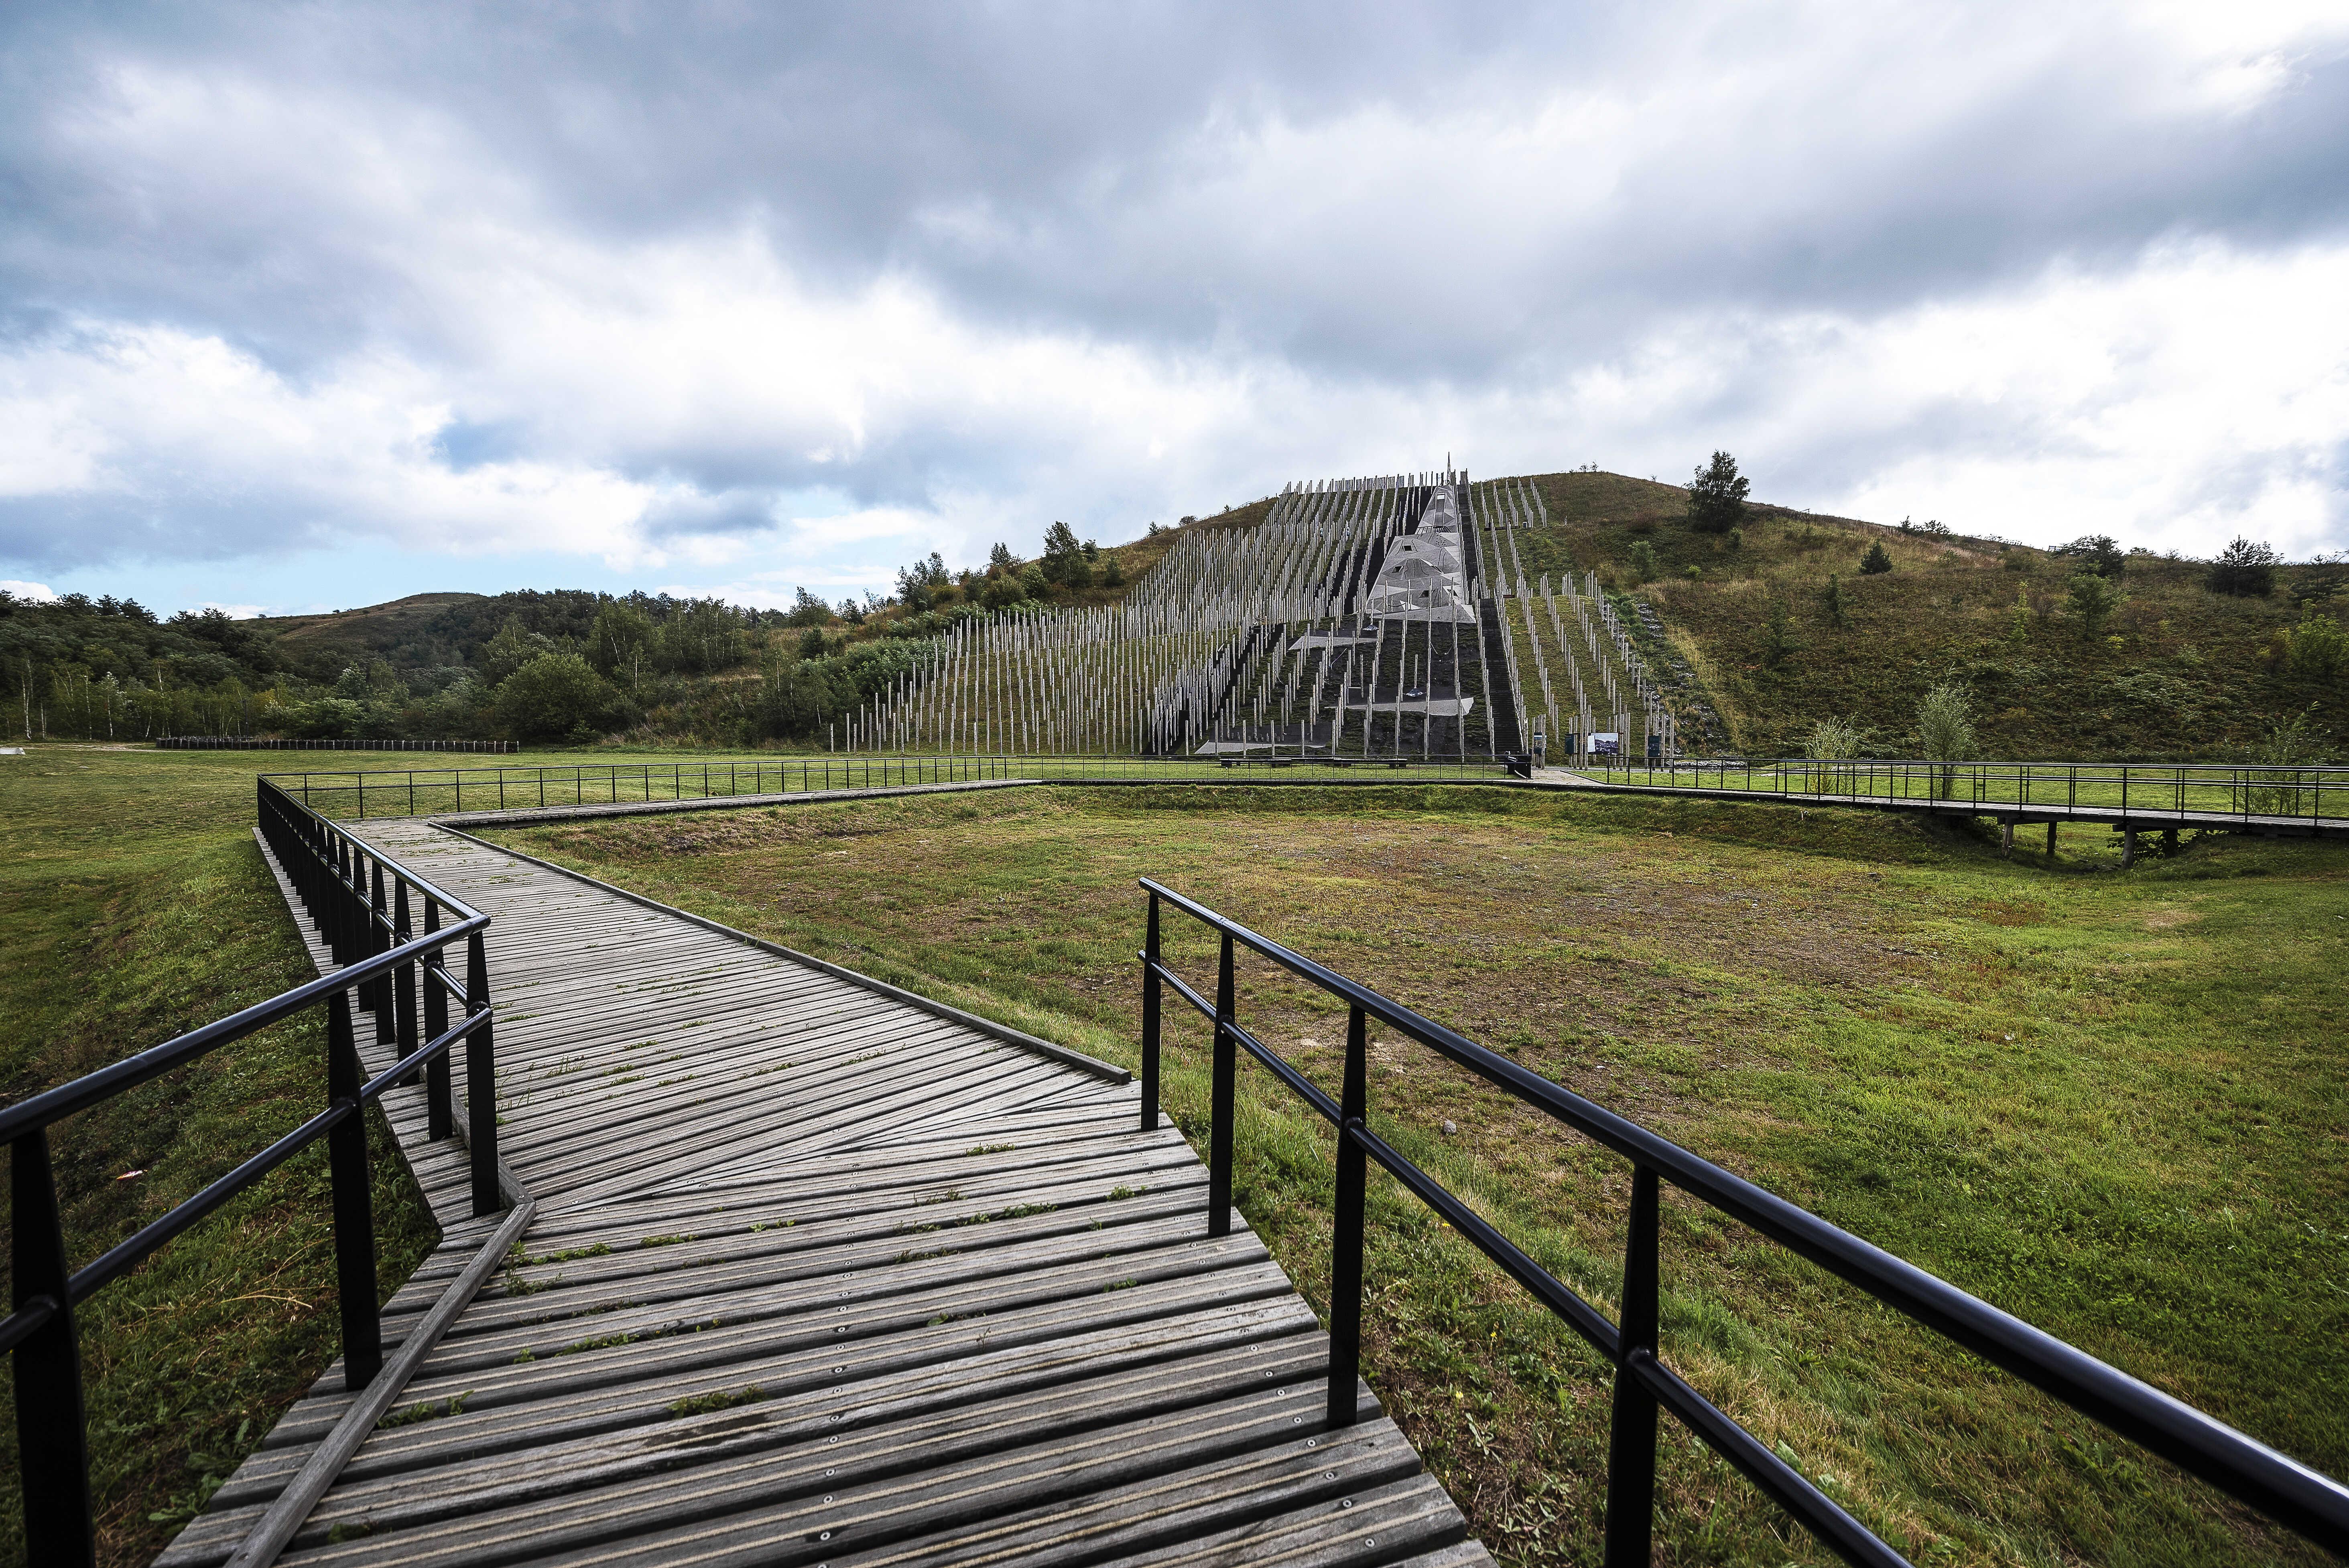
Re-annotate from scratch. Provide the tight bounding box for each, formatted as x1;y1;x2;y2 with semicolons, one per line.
165;811;1490;1568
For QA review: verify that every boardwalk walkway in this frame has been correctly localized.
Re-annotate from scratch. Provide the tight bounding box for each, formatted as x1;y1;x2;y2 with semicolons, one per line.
165;810;1489;1568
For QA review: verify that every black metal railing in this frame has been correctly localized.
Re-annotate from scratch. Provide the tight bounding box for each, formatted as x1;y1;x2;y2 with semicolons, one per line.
1135;879;2349;1566
0;780;503;1564
1587;756;2349;828
263;754;1509;820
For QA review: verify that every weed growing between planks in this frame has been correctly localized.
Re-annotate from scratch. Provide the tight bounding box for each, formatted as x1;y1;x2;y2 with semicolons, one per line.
496;782;2348;1566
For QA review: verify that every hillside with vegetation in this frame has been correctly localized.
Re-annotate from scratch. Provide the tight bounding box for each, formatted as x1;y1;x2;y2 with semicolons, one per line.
0;497;1273;749
1496;467;2344;762
4;471;2335;764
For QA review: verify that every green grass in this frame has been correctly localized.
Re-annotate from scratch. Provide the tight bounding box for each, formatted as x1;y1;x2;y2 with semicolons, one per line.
491;782;2348;1567
0;742;699;1564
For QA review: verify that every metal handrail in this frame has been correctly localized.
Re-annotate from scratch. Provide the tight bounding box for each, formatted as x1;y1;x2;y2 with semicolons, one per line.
2;780;507;1564
1136;877;2349;1566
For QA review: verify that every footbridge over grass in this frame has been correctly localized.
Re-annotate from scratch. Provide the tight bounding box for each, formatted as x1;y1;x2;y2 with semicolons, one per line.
4;763;2347;1566
1544;756;2349;850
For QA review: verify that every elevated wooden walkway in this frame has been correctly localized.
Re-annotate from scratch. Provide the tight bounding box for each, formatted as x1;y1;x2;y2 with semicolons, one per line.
166;812;1489;1567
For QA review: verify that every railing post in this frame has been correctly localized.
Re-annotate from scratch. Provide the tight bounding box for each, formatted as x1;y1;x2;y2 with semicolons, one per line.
423;900;453;1139
392;881;420;1085
1603;1164;1661;1568
1207;932;1236;1239
1328;1004;1368;1428
1141;893;1162;1131
368;857;394;1047
14;1127;96;1566
465;930;502;1217
325;989;382;1390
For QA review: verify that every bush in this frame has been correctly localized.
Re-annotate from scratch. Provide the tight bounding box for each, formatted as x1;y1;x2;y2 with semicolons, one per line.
2206;537;2279;597
496;653;634;741
1859;542;1892;575
1627;541;1659;583
2066;571;2124;640
1806;714;1864;759
2052;534;2125;577
2288;608;2349;678
1916;682;1976;796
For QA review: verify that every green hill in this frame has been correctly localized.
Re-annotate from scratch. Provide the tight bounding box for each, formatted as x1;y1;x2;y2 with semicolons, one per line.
1491;471;2343;761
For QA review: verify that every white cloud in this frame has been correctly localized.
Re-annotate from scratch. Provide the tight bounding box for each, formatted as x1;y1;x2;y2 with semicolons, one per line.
2;0;2346;596
2;579;57;600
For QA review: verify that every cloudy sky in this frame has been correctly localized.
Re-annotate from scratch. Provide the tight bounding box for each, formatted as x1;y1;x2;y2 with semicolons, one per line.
2;2;2345;616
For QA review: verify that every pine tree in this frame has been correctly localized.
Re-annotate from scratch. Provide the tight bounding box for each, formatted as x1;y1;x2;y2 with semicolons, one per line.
1821;574;1848;628
2206;537;2279;597
1685;451;1750;534
1860;542;1893;575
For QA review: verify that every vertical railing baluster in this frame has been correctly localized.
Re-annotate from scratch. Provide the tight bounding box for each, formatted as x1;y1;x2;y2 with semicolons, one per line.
1141;893;1162;1131
1328;1004;1368;1428
392;881;420;1086
368;858;393;1046
465;930;502;1217
1603;1163;1661;1568
13;1127;95;1566
325;989;382;1390
423;900;453;1139
1207;932;1236;1239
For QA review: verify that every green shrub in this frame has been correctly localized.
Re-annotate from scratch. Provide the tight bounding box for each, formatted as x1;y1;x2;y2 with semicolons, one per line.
2288;608;2349;678
1916;682;1976;795
2066;571;2125;640
1859;542;1892;575
2205;537;2278;597
495;654;635;741
1627;541;1659;583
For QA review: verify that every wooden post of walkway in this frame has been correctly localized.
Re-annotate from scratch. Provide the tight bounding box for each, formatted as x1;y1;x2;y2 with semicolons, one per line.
2000;819;2014;856
2122;829;2137;869
2047;822;2057;858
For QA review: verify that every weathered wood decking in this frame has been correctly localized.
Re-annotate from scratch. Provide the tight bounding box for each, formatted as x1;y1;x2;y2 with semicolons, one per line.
167;811;1489;1567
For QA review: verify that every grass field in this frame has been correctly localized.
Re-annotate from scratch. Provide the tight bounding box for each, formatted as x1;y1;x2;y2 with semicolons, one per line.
0;743;669;1564
486;782;2349;1567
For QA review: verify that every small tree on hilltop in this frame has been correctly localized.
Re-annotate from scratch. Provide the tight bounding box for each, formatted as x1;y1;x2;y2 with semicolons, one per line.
2052;534;2125;578
1685;451;1750;534
2206;537;2279;597
1040;522;1092;590
1820;573;1849;629
1859;541;1893;575
1916;682;1977;798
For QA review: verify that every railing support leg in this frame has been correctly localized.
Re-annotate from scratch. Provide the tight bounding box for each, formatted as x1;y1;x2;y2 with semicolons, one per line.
423;901;453;1138
325;990;382;1390
392;881;420;1086
14;1128;96;1567
1603;1164;1660;1568
1207;932;1236;1239
1328;1005;1368;1428
1141;894;1162;1131
466;931;502;1217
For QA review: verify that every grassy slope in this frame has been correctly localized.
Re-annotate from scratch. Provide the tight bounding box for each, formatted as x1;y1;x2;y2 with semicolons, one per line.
1499;472;2339;761
0;745;617;1563
491;786;2347;1568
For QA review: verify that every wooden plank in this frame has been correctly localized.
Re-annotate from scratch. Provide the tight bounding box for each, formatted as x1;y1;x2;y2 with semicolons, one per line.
171;809;1489;1568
